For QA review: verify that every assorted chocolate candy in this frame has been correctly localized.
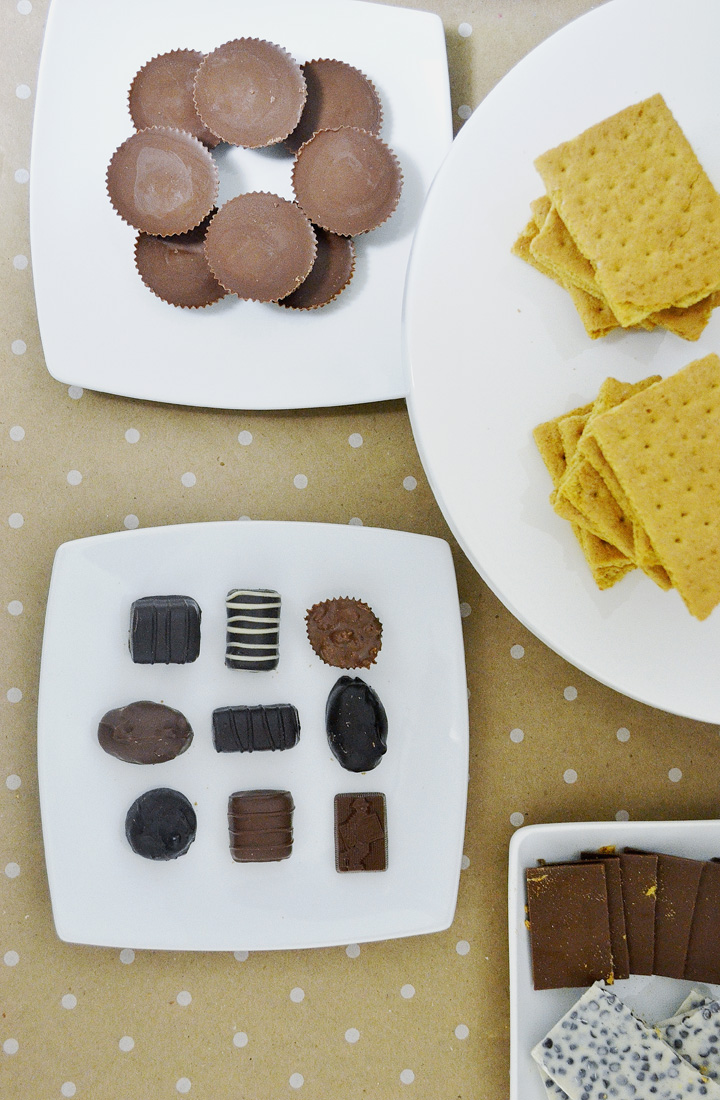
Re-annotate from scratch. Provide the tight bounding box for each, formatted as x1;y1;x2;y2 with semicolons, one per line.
224;588;281;671
212;704;300;753
129;594;201;664
326;676;387;772
125;787;197;861
98;700;193;765
228;790;295;863
334;793;387;872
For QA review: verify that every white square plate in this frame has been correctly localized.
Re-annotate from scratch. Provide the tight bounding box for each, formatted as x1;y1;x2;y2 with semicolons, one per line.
509;820;720;1100
38;521;468;950
30;0;451;409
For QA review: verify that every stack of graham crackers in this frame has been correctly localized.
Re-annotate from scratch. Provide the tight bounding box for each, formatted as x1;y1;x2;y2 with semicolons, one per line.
525;847;720;990
534;354;720;619
513;94;720;340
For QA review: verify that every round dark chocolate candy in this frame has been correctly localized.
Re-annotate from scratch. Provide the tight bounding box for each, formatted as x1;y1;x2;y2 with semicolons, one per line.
325;675;388;772
98;700;193;764
125;787;197;860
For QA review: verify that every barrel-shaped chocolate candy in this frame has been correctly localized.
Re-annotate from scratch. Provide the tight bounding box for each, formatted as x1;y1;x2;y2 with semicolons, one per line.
213;704;299;752
225;589;281;670
227;789;294;862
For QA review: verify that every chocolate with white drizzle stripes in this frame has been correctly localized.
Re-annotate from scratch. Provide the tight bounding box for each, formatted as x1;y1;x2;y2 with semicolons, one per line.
225;588;281;670
532;982;720;1100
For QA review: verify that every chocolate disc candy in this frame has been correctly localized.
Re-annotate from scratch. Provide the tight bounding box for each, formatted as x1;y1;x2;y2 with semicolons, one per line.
98;700;193;764
193;38;306;148
279;228;355;310
135;222;226;308
204;193;316;302
128;50;220;148
107;126;219;236
292;126;402;236
285;59;382;154
125;787;197;860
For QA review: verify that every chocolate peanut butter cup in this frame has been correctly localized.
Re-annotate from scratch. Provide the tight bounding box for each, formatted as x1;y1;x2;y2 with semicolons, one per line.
285;59;382;154
204;193;316;302
128;50;220;148
279;228;355;310
292;126;402;236
193;38;306;148
135;219;226;308
107;126;218;236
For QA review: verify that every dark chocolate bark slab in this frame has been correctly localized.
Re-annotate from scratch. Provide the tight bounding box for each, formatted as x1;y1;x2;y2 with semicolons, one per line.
625;848;704;978
334;793;387;872
212;704;299;752
580;852;630;980
684;859;720;984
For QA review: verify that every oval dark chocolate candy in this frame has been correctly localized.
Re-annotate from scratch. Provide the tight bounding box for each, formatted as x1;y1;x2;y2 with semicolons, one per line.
125;787;197;860
98;700;193;764
325;676;388;772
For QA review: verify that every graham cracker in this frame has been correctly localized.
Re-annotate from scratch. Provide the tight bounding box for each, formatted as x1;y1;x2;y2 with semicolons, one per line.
534;94;720;327
587;354;720;618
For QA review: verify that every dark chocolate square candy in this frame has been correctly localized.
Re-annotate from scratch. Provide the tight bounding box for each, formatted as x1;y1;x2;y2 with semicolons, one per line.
130;595;201;664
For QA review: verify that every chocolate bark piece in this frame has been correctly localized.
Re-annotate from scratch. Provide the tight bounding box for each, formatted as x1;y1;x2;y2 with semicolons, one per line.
656;998;720;1081
684;859;720;983
525;862;613;990
106;126;219;236
225;588;281;671
193;38;306;148
625;847;704;978
326;676;388;773
292;126;402;236
278;229;355;310
125;787;196;860
305;596;382;669
285;59;382;154
212;704;300;753
579;852;630;979
334;793;387;872
134;220;226;308
98;700;193;764
204;194;316;302
617;850;658;975
532;981;720;1100
227;790;294;862
129;595;201;664
128;49;220;148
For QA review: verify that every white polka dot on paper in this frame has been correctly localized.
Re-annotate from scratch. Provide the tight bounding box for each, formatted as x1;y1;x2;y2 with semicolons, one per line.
348;433;363;448
233;950;249;962
9;427;25;441
564;686;578;701
510;811;524;827
459;602;471;618
293;474;308;489
15;85;31;100
458;22;472;36
181;472;196;488
348;517;363;526
403;476;417;491
13;254;28;269
233;1032;248;1048
289;1074;304;1089
7;601;23;615
176;991;191;1006
124;428;140;444
237;430;253;445
290;987;305;1003
345;943;360;958
509;728;524;743
3;1039;19;1055
564;768;578;784
669;767;682;783
6;688;22;703
124;515;139;530
456;940;470;956
14;168;29;183
11;339;26;355
461;854;470;870
61;1083;76;1098
8;514;24;529
6;774;21;790
176;1079;191;1095
119;1036;134;1052
61;994;77;1009
238;515;251;522
119;948;135;964
400;984;415;999
457;104;472;121
66;470;82;486
17;0;32;13
510;644;524;659
616;809;630;822
345;1028;360;1043
400;1069;415;1085
4;950;19;966
455;1024;469;1040
6;861;21;878
616;727;630;742
67;386;83;399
